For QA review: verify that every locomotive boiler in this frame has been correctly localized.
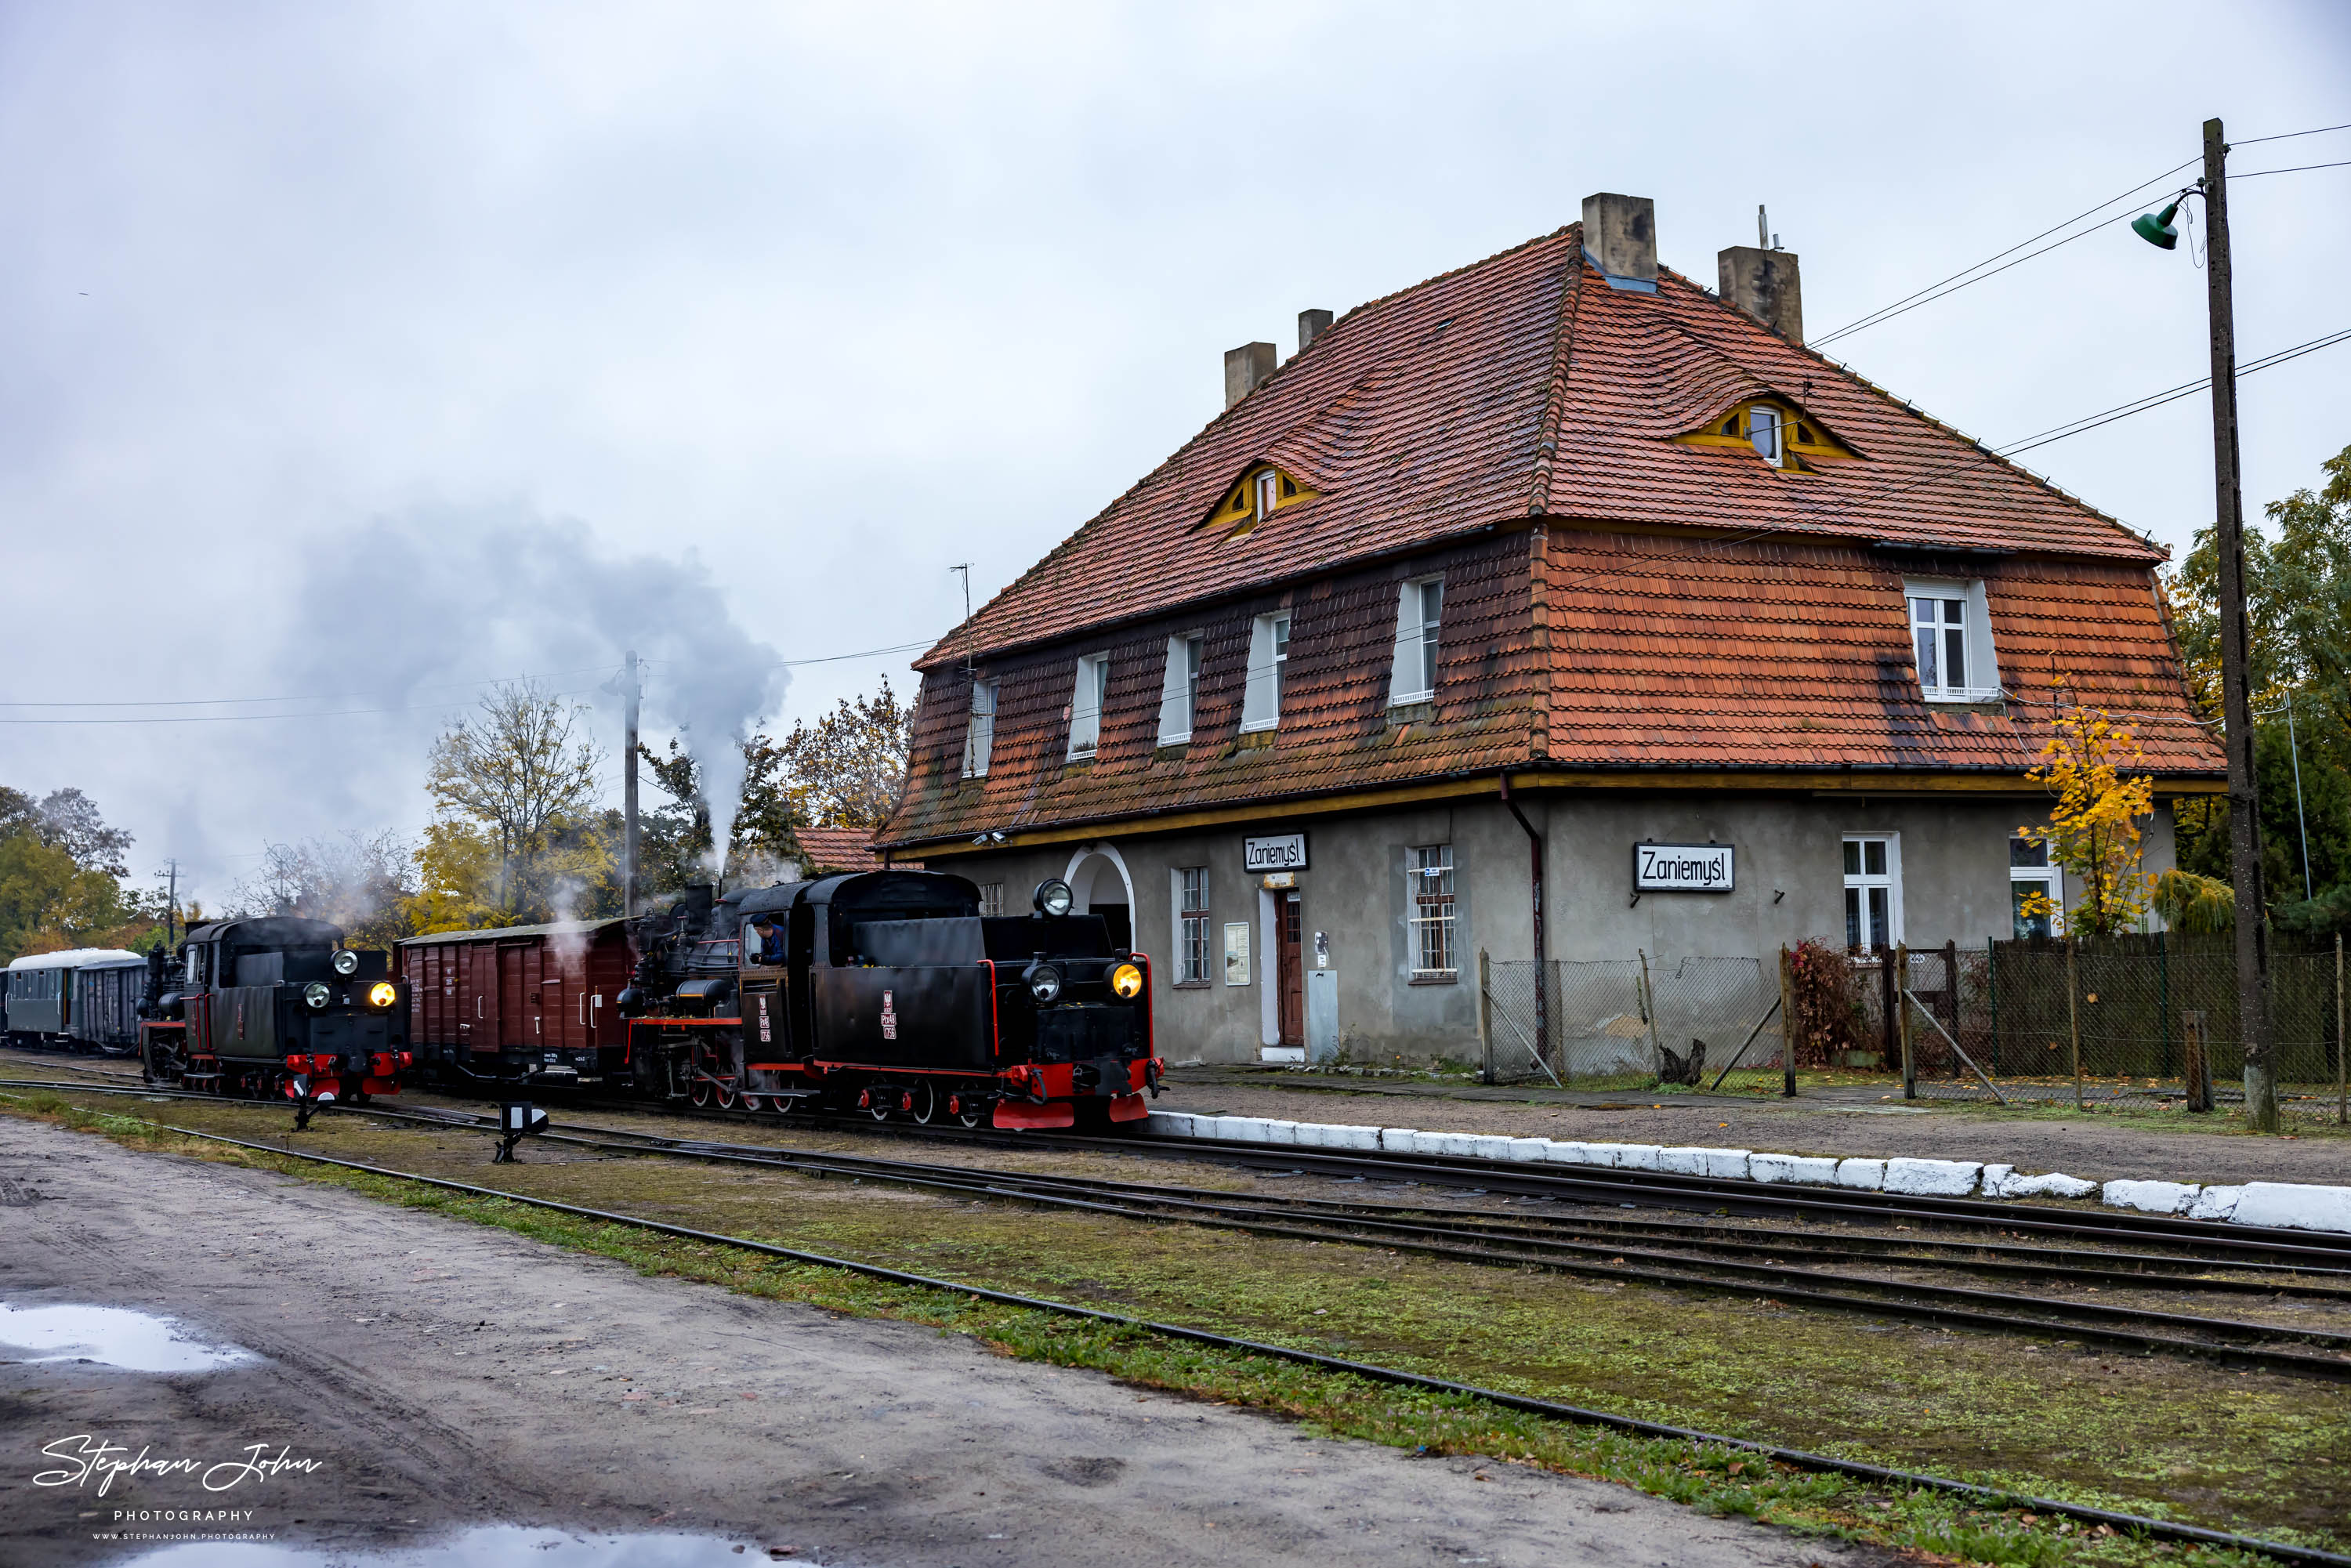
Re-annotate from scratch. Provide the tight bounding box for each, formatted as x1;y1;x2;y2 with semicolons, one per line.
139;915;414;1102
622;870;1162;1129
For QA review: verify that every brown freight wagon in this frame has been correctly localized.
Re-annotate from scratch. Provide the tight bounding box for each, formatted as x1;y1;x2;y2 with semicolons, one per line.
397;919;636;1088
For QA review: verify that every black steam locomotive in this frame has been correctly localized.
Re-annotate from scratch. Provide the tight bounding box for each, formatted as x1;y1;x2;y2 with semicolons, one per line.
139;915;414;1102
621;870;1161;1129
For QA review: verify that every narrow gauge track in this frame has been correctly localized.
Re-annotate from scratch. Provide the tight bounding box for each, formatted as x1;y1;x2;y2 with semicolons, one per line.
10;1076;2350;1381
33;1109;2346;1568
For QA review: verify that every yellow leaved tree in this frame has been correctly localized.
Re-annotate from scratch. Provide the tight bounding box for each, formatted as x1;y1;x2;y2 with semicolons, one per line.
2018;685;2158;939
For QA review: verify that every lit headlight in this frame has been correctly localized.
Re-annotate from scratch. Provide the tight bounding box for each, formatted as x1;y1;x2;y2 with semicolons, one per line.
368;981;397;1009
1110;961;1143;999
1025;961;1063;1003
331;950;360;976
1034;878;1074;918
303;982;331;1010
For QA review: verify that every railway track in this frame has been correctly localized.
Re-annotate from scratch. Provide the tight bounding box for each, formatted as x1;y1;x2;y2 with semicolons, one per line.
10;1074;2351;1382
6;1098;2337;1568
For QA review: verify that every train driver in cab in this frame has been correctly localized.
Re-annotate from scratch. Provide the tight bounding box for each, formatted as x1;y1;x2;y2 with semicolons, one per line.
748;913;786;966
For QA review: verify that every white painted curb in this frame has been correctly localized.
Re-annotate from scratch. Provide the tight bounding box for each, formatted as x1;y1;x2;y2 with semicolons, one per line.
1137;1110;2351;1235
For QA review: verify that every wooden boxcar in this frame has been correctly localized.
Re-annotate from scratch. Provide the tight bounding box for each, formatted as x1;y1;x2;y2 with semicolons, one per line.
397;918;636;1087
3;948;143;1048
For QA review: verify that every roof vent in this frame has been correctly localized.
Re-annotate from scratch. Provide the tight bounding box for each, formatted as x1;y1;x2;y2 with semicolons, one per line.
1223;342;1277;410
1718;245;1804;344
1580;193;1657;292
1298;309;1333;353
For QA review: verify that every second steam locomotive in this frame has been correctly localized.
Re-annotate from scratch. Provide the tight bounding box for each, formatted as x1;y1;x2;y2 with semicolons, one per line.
398;870;1162;1130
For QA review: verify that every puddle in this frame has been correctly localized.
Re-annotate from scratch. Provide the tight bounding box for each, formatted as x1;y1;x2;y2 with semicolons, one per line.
126;1527;804;1566
0;1302;258;1374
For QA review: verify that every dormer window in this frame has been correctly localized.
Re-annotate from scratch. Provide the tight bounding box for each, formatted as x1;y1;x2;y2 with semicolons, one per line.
1675;401;1856;470
1904;578;2001;703
1205;463;1317;537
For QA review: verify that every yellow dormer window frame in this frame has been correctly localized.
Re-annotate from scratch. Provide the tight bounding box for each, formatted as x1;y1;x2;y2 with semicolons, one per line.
1674;400;1855;471
1207;462;1317;538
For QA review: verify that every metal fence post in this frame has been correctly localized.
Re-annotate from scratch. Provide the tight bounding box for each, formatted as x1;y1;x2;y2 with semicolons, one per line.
1987;937;2000;1076
2184;1009;2212;1114
1780;944;1798;1098
2067;936;2083;1110
1476;947;1494;1085
1638;948;1661;1081
2158;930;2172;1081
1897;943;1916;1100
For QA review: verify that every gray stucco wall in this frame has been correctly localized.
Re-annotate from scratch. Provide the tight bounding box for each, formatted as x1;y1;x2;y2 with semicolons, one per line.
919;789;2179;1067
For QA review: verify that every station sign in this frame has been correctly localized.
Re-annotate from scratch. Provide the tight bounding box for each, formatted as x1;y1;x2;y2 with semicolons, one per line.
1243;832;1309;873
1633;842;1734;893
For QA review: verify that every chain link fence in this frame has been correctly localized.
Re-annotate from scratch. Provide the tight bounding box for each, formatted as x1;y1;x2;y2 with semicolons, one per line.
1481;951;1783;1090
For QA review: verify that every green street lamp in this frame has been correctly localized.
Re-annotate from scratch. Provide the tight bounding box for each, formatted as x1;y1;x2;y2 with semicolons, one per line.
2130;193;2190;250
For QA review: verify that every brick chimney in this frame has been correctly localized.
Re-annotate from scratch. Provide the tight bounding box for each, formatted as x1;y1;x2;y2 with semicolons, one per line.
1718;246;1805;344
1224;342;1277;409
1298;309;1333;353
1580;193;1657;292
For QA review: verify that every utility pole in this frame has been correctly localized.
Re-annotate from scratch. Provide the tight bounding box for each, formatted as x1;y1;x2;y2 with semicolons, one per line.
610;651;643;919
162;859;179;947
2200;116;2278;1132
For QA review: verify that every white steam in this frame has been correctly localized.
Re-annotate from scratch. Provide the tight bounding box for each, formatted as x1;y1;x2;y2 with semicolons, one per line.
277;503;786;886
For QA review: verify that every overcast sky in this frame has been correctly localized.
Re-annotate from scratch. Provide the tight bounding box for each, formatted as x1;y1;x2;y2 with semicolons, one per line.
3;0;2346;908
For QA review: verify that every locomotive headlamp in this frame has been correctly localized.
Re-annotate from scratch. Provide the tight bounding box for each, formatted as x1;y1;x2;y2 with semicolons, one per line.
1110;961;1143;999
368;981;397;1009
331;949;360;976
303;982;331;1009
1024;961;1063;1003
1034;878;1074;918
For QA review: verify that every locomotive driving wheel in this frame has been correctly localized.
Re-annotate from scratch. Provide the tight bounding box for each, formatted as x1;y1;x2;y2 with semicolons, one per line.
867;1088;891;1122
739;1093;763;1112
689;1077;712;1108
715;1082;739;1110
909;1082;937;1124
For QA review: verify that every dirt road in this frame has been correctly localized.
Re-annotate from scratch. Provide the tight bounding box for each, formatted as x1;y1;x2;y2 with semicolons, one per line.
0;1120;1894;1566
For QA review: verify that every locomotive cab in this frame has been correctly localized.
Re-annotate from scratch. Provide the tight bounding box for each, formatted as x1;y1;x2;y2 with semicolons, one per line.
139;916;411;1101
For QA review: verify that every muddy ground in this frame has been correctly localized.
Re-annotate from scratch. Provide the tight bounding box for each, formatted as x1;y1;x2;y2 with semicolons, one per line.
1158;1066;2351;1187
0;1118;1909;1568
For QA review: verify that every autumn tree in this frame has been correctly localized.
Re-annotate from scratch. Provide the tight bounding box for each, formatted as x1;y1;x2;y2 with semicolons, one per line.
754;678;913;831
0;785;156;962
423;682;610;924
2017;688;2158;939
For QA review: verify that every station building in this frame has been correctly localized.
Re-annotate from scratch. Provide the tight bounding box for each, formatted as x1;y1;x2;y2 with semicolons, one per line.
876;194;2223;1066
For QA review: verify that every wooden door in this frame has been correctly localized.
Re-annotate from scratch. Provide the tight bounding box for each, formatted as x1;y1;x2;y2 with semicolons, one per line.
498;948;527;1048
1277;891;1304;1047
542;975;565;1049
469;946;500;1052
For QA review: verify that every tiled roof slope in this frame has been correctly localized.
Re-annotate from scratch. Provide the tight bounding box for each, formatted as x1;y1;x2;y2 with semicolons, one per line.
1540;530;2221;776
922;224;2159;672
795;827;889;874
887;533;1538;846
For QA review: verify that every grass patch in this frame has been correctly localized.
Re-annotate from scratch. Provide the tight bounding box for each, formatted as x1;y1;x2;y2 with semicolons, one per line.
4;1086;2344;1567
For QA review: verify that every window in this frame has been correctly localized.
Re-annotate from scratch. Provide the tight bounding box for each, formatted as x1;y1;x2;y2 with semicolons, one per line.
1748;404;1781;464
1842;835;1900;953
1241;613;1289;733
962;680;996;779
1904;579;1998;701
1067;654;1108;759
1174;867;1210;985
978;882;1005;918
2009;836;2061;939
1389;577;1444;705
1408;844;1457;978
1255;470;1279;521
1157;634;1204;745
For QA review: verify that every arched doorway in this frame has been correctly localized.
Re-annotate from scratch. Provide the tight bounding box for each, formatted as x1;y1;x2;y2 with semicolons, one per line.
1063;844;1136;953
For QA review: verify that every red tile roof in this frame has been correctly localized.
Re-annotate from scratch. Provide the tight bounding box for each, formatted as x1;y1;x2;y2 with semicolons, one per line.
795;827;887;874
922;225;2161;674
878;223;2219;850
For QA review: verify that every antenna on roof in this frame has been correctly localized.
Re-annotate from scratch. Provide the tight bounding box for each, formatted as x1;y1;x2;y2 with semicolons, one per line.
949;563;975;673
1757;205;1768;248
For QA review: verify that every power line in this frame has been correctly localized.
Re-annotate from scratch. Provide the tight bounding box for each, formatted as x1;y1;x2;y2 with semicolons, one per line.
2232;158;2351;179
2236;121;2351;144
1810;158;2199;346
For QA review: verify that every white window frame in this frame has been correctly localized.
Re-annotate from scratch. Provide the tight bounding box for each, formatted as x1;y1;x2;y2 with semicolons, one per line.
1842;833;1903;954
1172;866;1210;986
962;679;996;779
1388;576;1444;707
1255;470;1279;522
1067;654;1108;759
1157;634;1203;746
1241;613;1289;733
1748;404;1782;464
1407;843;1457;979
1903;578;2000;703
2009;835;2063;939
